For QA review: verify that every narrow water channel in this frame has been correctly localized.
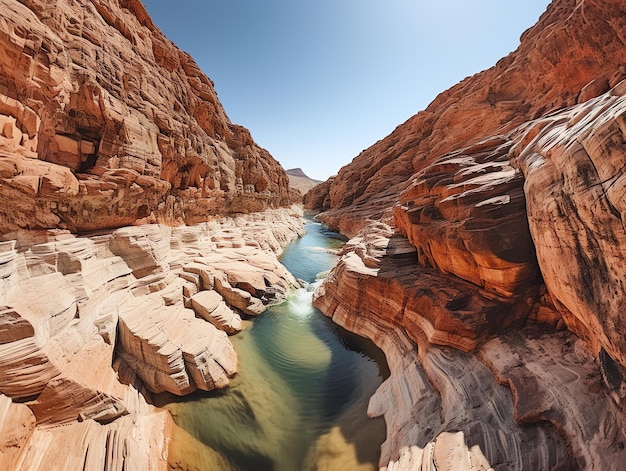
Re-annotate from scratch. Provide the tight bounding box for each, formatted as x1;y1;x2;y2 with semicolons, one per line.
158;219;388;471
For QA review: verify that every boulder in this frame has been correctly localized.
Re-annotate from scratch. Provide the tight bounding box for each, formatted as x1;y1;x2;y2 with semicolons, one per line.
190;290;241;334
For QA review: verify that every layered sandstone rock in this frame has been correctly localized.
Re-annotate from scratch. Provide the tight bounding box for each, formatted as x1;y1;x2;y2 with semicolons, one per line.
190;290;242;334
314;223;626;469
0;207;304;469
511;86;626;401
307;1;626;469
309;0;626;237
303;176;334;213
0;0;305;465
316;224;530;353
0;0;296;235
393;136;537;299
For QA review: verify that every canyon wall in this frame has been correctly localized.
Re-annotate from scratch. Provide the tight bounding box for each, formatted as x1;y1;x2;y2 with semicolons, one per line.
0;0;297;235
0;0;305;468
310;0;626;469
306;0;626;237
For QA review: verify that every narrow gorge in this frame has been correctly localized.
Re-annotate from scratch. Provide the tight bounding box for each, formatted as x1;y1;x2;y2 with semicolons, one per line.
1;0;626;470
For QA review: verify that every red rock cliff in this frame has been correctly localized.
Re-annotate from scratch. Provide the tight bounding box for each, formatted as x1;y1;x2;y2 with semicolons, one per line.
0;1;304;469
308;0;626;235
311;0;626;469
0;0;296;235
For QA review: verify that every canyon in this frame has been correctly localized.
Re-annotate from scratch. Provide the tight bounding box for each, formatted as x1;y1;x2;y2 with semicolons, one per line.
308;0;626;469
1;0;626;470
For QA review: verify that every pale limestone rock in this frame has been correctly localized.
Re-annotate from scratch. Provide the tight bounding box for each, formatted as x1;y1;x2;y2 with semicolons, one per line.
190;290;241;334
116;293;237;395
213;273;265;315
383;432;493;471
0;394;35;468
182;262;214;290
0;208;303;468
110;225;172;278
13;411;172;471
176;216;301;317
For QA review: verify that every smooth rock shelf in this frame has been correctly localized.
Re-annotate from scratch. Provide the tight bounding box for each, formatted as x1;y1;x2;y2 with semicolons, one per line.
159;219;388;471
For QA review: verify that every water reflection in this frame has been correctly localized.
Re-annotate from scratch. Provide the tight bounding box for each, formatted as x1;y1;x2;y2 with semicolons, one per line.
158;220;387;470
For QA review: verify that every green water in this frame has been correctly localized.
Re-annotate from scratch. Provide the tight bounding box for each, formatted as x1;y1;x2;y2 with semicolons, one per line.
158;220;388;471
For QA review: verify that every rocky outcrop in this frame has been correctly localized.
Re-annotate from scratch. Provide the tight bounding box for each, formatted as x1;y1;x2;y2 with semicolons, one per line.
314;222;626;469
311;0;626;469
303;176;334;213
394;136;537;299
511;86;626;396
0;207;304;469
311;0;626;237
0;0;306;465
0;0;296;235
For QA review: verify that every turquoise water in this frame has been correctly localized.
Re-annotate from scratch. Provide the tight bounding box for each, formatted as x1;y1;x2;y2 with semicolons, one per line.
159;220;388;471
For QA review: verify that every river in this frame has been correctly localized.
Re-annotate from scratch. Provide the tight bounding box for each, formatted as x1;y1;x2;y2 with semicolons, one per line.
158;219;388;470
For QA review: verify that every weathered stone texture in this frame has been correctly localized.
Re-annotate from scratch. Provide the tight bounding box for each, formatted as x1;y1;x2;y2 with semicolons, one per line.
0;0;295;235
308;2;626;468
314;223;624;469
0;208;304;470
311;0;626;237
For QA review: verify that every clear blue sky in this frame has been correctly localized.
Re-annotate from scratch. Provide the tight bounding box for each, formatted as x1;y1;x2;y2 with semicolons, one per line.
142;1;552;181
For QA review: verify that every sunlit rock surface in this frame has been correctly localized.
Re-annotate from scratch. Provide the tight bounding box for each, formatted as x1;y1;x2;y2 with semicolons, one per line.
190;290;242;334
0;0;306;466
308;0;626;237
0;0;298;235
314;225;569;469
394;136;537;299
512;87;626;394
314;88;626;468
0;207;304;469
308;0;626;469
4;0;626;468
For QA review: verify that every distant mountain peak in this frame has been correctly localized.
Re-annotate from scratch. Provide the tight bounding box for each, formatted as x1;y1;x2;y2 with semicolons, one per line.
286;168;309;178
286;168;322;196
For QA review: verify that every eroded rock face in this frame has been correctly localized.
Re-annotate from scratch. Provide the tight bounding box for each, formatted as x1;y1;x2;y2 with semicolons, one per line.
303;176;334;212
308;1;626;468
313;223;626;469
315;89;626;469
394;136;538;299
0;207;304;469
0;0;296;234
311;0;626;236
315;224;531;353
511;88;626;401
0;1;305;462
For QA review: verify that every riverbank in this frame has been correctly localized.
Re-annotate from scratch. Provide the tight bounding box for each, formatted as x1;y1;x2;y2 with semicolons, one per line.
0;206;305;469
313;221;626;470
159;218;388;471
